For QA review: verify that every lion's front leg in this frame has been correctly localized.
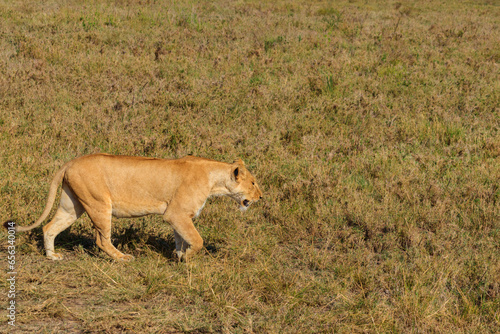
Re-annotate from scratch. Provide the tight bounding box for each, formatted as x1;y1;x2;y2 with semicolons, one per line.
164;212;203;261
173;230;189;260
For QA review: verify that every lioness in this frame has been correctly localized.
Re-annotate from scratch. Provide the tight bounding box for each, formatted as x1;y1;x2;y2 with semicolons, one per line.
8;154;262;261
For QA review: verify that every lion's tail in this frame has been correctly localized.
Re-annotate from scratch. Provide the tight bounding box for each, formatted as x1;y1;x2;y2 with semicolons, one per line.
6;165;68;232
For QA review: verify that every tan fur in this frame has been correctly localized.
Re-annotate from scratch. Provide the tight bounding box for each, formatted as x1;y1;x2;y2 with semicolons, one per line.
15;154;263;261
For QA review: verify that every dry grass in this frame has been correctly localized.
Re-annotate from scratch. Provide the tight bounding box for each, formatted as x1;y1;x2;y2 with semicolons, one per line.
0;0;499;332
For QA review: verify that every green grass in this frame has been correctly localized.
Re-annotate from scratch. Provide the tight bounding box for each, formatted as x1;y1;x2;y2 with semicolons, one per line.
0;0;499;332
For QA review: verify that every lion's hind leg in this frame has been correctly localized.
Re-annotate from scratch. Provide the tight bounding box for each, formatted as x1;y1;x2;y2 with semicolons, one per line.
43;183;84;260
85;204;135;262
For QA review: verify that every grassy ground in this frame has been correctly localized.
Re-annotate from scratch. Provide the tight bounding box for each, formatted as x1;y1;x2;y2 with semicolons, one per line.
0;0;499;332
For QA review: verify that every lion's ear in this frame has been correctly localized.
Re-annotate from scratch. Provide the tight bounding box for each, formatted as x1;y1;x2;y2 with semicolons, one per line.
232;159;246;182
232;166;240;182
232;165;247;182
233;158;245;166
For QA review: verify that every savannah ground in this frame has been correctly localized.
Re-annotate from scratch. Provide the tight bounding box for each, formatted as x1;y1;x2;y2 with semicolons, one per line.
0;0;499;332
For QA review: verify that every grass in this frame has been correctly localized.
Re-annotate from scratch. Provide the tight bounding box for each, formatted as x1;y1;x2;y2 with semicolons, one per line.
0;0;499;332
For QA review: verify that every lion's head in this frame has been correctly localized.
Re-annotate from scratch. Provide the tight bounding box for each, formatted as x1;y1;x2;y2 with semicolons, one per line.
227;159;263;210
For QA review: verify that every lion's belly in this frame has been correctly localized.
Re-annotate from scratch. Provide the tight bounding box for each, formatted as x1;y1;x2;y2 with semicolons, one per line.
111;201;167;218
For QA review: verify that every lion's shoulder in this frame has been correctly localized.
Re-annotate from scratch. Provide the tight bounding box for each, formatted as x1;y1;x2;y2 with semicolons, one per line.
178;155;219;163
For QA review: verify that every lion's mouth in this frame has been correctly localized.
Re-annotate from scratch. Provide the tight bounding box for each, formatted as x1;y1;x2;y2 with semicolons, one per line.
242;199;250;207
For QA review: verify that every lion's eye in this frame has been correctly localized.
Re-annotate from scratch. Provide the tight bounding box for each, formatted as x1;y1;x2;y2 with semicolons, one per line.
252;182;255;186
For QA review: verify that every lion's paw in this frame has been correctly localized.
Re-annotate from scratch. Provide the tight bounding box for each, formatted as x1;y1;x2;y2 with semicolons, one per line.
47;252;64;260
117;254;135;262
175;250;186;261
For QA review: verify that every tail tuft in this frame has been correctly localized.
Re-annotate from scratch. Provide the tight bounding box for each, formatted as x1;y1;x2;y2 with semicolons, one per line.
3;220;16;230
